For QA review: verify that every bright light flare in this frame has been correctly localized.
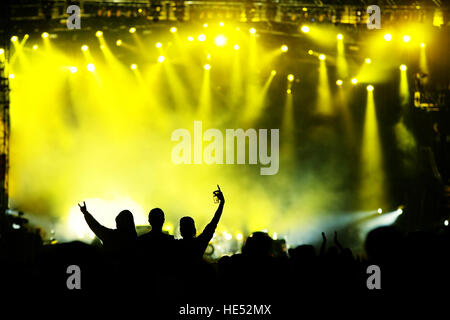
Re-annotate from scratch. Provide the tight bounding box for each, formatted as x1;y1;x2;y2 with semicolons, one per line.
365;58;372;64
131;64;138;70
11;36;18;42
41;32;49;39
204;64;211;70
249;28;256;34
198;34;206;42
337;33;343;40
402;35;411;43
319;54;326;61
233;44;239;50
384;33;392;41
400;64;407;71
81;45;88;51
214;35;227;47
351;78;358;84
129;27;136;33
170;27;177;33
96;30;103;37
281;45;288;52
156;42;162;48
287;74;294;82
69;66;77;73
301;25;310;33
86;63;95;72
336;80;343;86
367;85;374;91
116;40;122;46
158;56;165;63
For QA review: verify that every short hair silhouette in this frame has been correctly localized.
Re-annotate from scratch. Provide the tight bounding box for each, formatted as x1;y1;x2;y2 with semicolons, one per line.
148;208;165;231
180;216;196;239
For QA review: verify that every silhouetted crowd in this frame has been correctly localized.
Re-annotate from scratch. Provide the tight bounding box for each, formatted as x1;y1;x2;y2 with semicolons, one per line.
1;186;450;308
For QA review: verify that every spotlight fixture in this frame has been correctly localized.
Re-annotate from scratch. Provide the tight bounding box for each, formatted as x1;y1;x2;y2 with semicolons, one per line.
234;44;239;50
336;80;343;86
198;34;206;42
351;78;358;84
131;64;137;70
400;64;407;71
402;35;411;43
170;27;177;33
281;45;288;52
377;208;382;214
319;54;326;61
11;36;18;42
158;56;165;63
204;64;211;70
188;36;194;42
287;74;294;82
301;25;310;33
249;28;256;34
116;40;122;46
367;85;374;91
96;31;103;37
81;45;88;51
70;66;77;73
384;33;392;41
365;58;372;64
337;34;343;40
214;35;227;47
129;27;136;34
41;32;49;39
156;42;162;48
86;63;95;72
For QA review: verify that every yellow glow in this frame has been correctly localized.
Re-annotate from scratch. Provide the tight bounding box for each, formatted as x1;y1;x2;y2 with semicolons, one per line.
286;89;292;94
219;22;224;27
41;32;49;39
271;70;277;76
131;64;138;70
337;33;343;40
420;42;426;48
81;45;88;51
384;33;392;41
351;78;358;84
0;48;3;55
188;36;194;42
365;58;372;64
129;27;136;33
9;74;15;79
249;28;256;34
367;85;374;91
204;64;211;70
302;7;308;12
116;40;122;46
158;55;165;63
281;45;288;52
69;66;77;73
236;233;243;240
214;35;227;47
170;27;177;33
319;54;326;61
336;80;343;86
203;24;208;28
400;64;407;71
287;74;294;82
96;31;103;37
308;49;313;55
301;25;310;33
402;35;411;43
86;63;95;72
32;45;38;50
234;44;239;50
156;42;162;48
11;36;18;42
198;34;206;42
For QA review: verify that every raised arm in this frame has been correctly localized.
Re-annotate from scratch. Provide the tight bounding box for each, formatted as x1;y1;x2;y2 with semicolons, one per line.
210;185;225;226
78;201;112;242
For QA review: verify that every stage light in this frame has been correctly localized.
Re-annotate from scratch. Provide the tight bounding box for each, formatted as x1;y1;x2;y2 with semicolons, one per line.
219;22;224;27
41;32;49;39
131;64;137;70
281;45;288;52
214;35;227;46
377;208;382;214
384;33;392;41
170;27;177;33
396;208;403;215
271;70;277;76
402;35;411;43
69;66;77;74
158;55;165;63
224;232;232;240
236;233;243;240
32;45;38;50
445;220;449;226
188;36;194;42
86;63;95;72
302;7;307;12
204;64;211;70
81;45;88;51
11;36;18;42
308;49;313;55
287;89;292;94
301;25;310;33
337;33;343;40
336;80;343;86
116;40;122;46
129;27;136;33
203;23;208;28
198;34;206;41
400;64;407;71
367;85;374;91
365;58;372;64
351;78;358;84
96;30;103;37
420;42;426;48
0;48;3;55
234;44;239;50
249;28;256;34
9;74;15;79
319;54;326;61
287;74;294;82
156;42;162;48
138;8;143;13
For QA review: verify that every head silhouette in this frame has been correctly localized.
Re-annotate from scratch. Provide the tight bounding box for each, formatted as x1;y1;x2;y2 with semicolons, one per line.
148;208;165;231
115;210;137;235
180;216;196;239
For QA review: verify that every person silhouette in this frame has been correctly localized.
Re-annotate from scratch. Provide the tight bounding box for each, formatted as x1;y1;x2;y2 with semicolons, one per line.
177;185;225;261
78;201;137;256
137;208;174;259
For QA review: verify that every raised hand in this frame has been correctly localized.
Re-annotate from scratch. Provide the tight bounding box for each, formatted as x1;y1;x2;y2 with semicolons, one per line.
78;201;88;215
213;185;225;203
